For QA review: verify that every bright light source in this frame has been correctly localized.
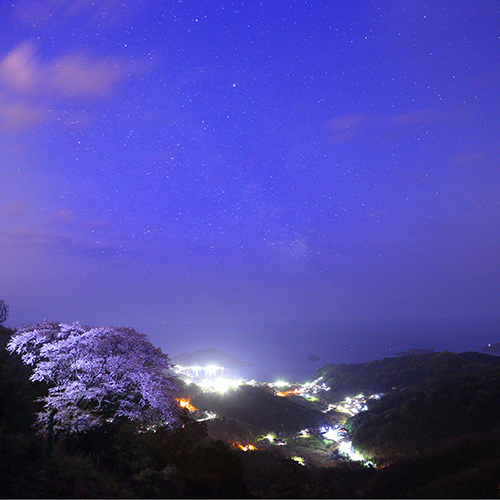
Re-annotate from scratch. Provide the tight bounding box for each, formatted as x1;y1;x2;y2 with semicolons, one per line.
291;456;305;466
262;433;275;443
235;443;257;452
322;427;340;442
212;378;235;393
176;398;198;412
338;441;364;461
205;364;223;376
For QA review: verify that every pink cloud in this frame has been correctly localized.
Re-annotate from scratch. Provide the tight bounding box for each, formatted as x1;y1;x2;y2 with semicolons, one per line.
0;201;29;218
0;41;127;99
0;40;142;132
0;41;40;93
49;208;76;225
324;113;370;143
48;208;111;231
0;92;50;131
2;227;51;246
0;225;121;259
323;107;455;145
387;108;446;126
326;113;369;131
50;52;125;97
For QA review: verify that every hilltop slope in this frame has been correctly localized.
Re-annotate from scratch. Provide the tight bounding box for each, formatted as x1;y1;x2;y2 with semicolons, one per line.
316;350;500;402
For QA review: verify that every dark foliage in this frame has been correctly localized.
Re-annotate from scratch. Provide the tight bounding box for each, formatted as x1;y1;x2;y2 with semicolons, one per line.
317;350;500;402
363;434;500;498
240;449;375;498
0;325;252;498
0;300;8;324
0;326;44;434
346;364;500;459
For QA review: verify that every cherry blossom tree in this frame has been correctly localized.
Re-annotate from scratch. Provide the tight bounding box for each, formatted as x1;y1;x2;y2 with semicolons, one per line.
7;320;181;436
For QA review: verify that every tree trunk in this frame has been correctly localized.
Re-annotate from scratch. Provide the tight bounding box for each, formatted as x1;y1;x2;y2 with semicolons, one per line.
46;409;57;456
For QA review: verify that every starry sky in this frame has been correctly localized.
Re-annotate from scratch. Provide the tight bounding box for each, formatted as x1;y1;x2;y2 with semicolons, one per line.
1;0;500;363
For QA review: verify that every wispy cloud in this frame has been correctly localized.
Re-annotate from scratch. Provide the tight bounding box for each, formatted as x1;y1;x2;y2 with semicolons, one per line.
324;108;453;145
0;92;49;131
0;40;127;99
325;113;370;143
12;0;141;27
0;198;120;259
0;224;125;260
0;201;29;218
387;108;449;126
0;39;142;133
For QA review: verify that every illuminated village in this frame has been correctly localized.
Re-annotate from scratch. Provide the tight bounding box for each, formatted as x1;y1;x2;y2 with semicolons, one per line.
172;363;379;467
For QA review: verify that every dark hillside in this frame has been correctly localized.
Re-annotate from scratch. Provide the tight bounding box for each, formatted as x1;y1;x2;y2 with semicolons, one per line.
363;434;500;498
192;384;332;434
316;350;500;401
327;350;500;496
347;366;500;458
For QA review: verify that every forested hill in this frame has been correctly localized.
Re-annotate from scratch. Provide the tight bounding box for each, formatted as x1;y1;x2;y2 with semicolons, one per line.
316;350;500;401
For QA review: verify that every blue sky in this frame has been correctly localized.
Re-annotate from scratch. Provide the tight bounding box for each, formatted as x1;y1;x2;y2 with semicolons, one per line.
1;0;499;359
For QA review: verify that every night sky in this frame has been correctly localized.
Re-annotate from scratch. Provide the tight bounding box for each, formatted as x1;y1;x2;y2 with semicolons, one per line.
1;1;500;366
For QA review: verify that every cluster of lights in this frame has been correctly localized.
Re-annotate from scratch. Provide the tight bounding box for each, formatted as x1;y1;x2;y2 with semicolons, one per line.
330;393;373;416
196;411;217;422
320;412;376;466
269;380;290;389
269;377;331;401
233;443;257;452
321;426;340;442
173;370;381;467
275;388;300;397
338;441;366;462
261;433;275;443
300;377;330;395
173;364;227;378
258;433;287;446
198;377;243;393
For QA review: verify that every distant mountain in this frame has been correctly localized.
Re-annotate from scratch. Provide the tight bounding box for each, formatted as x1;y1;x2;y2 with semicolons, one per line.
171;348;252;368
392;348;434;356
481;342;500;355
307;354;320;361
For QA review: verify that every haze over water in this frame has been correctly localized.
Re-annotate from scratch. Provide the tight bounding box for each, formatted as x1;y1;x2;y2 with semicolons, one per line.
169;317;500;383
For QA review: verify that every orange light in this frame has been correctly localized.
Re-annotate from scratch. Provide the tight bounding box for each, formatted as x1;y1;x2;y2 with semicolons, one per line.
176;398;198;412
231;442;257;452
276;389;298;397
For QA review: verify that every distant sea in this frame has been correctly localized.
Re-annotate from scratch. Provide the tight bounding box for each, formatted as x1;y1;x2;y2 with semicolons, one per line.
226;358;326;384
166;318;500;384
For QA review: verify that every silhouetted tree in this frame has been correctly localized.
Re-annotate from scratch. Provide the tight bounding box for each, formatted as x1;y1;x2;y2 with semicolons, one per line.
0;299;9;324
